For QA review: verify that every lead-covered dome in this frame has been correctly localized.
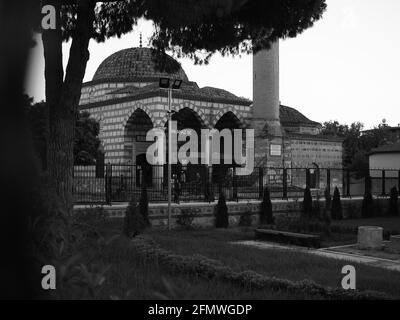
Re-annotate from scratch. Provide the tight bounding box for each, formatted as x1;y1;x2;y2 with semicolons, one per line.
93;47;189;82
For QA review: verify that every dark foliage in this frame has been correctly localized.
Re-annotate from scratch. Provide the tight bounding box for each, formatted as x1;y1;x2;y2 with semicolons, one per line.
331;187;343;220
260;187;274;225
28;102;102;166
74;111;102;165
239;212;253;227
177;208;198;229
302;187;313;218
361;191;375;218
215;193;229;228
123;195;146;238
60;1;327;63
321;120;398;174
389;187;399;216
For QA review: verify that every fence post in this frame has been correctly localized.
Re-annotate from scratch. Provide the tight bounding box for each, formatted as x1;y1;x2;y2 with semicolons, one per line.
105;163;112;205
233;168;238;202
326;169;331;195
282;168;288;200
259;167;264;200
381;170;386;196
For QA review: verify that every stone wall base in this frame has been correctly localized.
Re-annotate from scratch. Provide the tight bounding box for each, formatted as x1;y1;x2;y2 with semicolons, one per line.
74;197;399;230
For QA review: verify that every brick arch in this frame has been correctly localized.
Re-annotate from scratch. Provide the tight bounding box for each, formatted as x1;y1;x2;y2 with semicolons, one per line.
122;102;156;129
213;106;244;128
159;101;209;127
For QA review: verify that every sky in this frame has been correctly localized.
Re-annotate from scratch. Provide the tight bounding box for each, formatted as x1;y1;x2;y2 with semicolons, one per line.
26;0;400;129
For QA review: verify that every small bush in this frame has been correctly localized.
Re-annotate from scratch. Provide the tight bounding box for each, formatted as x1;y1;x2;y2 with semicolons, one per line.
139;186;150;227
302;187;313;218
331;187;343;220
177;209;196;229
123;195;145;238
361;191;375;218
260;187;274;225
389;187;399;216
346;204;359;220
215;193;229;228
239;212;253;227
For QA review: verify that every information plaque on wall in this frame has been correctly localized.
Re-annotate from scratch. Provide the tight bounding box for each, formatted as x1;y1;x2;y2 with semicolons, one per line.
270;144;282;156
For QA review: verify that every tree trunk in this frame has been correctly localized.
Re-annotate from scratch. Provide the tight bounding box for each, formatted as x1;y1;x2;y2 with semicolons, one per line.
0;0;45;299
44;0;95;214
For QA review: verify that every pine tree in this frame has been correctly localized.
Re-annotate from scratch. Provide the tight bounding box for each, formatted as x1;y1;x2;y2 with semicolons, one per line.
215;193;229;229
331;187;343;220
302;187;313;218
260;187;274;225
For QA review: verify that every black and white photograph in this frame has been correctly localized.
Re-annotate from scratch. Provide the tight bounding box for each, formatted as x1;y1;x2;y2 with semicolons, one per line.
1;0;400;307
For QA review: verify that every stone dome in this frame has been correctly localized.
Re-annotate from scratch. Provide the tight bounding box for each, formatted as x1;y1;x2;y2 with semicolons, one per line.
93;47;189;82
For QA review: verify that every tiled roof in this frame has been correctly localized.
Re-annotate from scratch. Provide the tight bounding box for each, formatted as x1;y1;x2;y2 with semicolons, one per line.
93;47;188;82
369;142;400;155
280;105;321;127
109;82;251;105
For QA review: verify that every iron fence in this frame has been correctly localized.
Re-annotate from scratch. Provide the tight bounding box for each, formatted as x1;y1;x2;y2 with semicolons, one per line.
73;164;400;204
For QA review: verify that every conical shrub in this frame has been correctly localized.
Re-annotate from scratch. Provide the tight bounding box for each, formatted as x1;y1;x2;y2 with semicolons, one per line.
331;187;343;220
260;187;274;225
215;192;229;228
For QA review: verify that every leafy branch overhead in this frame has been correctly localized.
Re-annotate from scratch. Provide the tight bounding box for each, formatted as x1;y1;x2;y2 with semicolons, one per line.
59;0;327;66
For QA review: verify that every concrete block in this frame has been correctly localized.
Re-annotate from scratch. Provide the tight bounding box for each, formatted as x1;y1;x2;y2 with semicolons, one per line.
358;226;383;250
389;235;400;252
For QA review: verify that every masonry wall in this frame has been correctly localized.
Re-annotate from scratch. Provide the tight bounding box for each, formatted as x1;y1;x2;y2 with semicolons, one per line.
80;96;252;164
75;197;398;230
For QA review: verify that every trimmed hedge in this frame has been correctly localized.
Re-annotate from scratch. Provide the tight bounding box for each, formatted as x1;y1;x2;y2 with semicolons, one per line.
130;238;391;300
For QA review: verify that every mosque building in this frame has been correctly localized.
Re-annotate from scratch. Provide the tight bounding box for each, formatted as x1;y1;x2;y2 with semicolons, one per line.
78;43;343;191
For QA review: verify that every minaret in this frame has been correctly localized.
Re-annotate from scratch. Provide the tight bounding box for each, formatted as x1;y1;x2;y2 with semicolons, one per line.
252;42;282;137
252;42;284;168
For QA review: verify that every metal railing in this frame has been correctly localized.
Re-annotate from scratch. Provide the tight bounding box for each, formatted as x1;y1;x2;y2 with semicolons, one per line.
73;164;400;204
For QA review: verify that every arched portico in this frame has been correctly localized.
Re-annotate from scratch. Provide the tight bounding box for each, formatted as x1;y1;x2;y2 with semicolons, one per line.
212;112;244;182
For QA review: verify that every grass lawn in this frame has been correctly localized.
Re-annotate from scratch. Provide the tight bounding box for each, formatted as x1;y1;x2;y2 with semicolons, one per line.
65;219;317;299
147;227;400;298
